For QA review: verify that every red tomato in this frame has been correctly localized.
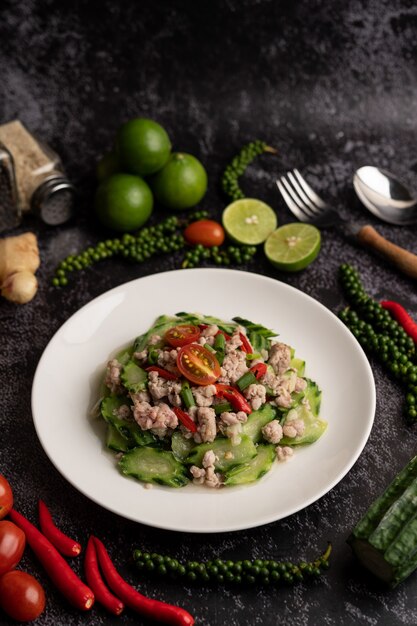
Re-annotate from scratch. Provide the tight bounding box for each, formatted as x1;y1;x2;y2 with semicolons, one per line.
184;220;225;247
0;476;13;520
0;570;46;622
0;521;25;575
177;343;221;385
165;324;201;347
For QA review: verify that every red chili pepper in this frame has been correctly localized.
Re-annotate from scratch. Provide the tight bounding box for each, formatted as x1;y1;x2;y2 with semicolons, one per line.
8;508;94;611
93;536;195;626
145;366;178;380
172;407;197;433
84;536;124;616
215;384;252;414
381;300;417;343
250;362;267;379
38;500;82;558
239;332;253;354
215;329;231;340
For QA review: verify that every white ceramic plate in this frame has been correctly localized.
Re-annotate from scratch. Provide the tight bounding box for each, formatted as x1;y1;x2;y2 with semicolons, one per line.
32;269;375;533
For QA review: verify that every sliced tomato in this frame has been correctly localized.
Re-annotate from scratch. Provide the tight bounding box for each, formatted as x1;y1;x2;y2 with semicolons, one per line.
165;324;201;348
177;343;221;385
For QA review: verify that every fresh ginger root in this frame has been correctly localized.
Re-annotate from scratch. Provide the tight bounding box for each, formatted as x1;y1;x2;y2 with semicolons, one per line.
0;232;40;304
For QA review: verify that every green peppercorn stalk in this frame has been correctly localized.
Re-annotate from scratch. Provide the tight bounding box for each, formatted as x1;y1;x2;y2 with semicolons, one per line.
52;210;257;286
338;264;417;424
132;543;331;587
221;140;277;202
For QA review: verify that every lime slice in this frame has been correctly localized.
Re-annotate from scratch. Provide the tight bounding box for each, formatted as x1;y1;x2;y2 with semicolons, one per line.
264;223;321;271
222;199;277;245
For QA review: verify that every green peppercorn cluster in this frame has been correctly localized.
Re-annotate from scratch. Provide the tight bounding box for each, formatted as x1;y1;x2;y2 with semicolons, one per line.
132;544;331;587
52;209;257;286
338;264;417;423
182;244;257;268
221;140;276;202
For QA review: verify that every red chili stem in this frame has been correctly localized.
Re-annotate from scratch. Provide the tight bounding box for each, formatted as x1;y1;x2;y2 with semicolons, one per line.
381;300;417;343
93;536;194;626
172;407;197;433
146;366;178;380
239;332;253;354
84;536;124;616
8;508;94;611
38;500;82;558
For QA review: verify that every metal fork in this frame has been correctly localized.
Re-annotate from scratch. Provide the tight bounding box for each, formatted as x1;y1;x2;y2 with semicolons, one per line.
276;169;417;280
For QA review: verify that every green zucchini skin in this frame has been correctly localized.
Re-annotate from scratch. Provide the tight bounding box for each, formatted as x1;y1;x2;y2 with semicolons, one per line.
185;435;257;472
241;404;276;443
348;455;417;587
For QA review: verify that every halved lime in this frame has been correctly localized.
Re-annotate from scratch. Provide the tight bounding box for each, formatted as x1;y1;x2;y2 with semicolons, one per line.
264;223;321;271
222;198;277;245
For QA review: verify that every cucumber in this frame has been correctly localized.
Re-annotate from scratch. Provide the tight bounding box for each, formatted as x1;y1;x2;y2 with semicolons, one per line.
279;403;327;446
171;431;196;461
133;314;180;352
121;361;148;393
224;445;275;485
185;435;257;472
119;447;189;488
241;404;276;443
101;395;156;447
290;357;305;376
291;379;321;416
348;455;417;587
106;424;129;452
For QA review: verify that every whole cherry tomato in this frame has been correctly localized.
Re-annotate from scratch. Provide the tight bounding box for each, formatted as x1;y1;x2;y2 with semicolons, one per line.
0;476;13;520
0;570;46;622
184;220;225;247
0;520;26;575
165;324;200;347
177;343;221;385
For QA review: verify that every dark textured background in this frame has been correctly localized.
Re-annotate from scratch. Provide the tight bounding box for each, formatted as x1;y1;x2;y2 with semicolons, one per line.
1;1;417;624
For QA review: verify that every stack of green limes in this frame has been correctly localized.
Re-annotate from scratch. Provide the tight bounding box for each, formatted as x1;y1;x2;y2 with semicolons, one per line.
95;118;208;231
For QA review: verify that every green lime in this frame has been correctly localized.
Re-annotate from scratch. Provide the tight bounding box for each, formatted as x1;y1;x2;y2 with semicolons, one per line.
150;153;208;210
222;198;277;245
264;223;321;271
96;151;119;182
116;118;171;176
95;173;153;232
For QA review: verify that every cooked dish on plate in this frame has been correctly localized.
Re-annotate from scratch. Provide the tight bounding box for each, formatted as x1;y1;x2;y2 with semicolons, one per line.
97;312;327;489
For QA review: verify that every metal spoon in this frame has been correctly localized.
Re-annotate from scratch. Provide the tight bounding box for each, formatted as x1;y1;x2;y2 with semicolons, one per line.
353;166;417;225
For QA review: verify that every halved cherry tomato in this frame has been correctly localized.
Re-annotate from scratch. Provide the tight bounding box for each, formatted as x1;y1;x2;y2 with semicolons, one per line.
165;324;201;348
177;343;221;385
0;520;25;575
0;476;13;520
184;220;225;247
0;570;46;622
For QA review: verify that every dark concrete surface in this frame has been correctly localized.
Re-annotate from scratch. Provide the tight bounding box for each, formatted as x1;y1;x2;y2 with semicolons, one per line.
1;1;417;624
